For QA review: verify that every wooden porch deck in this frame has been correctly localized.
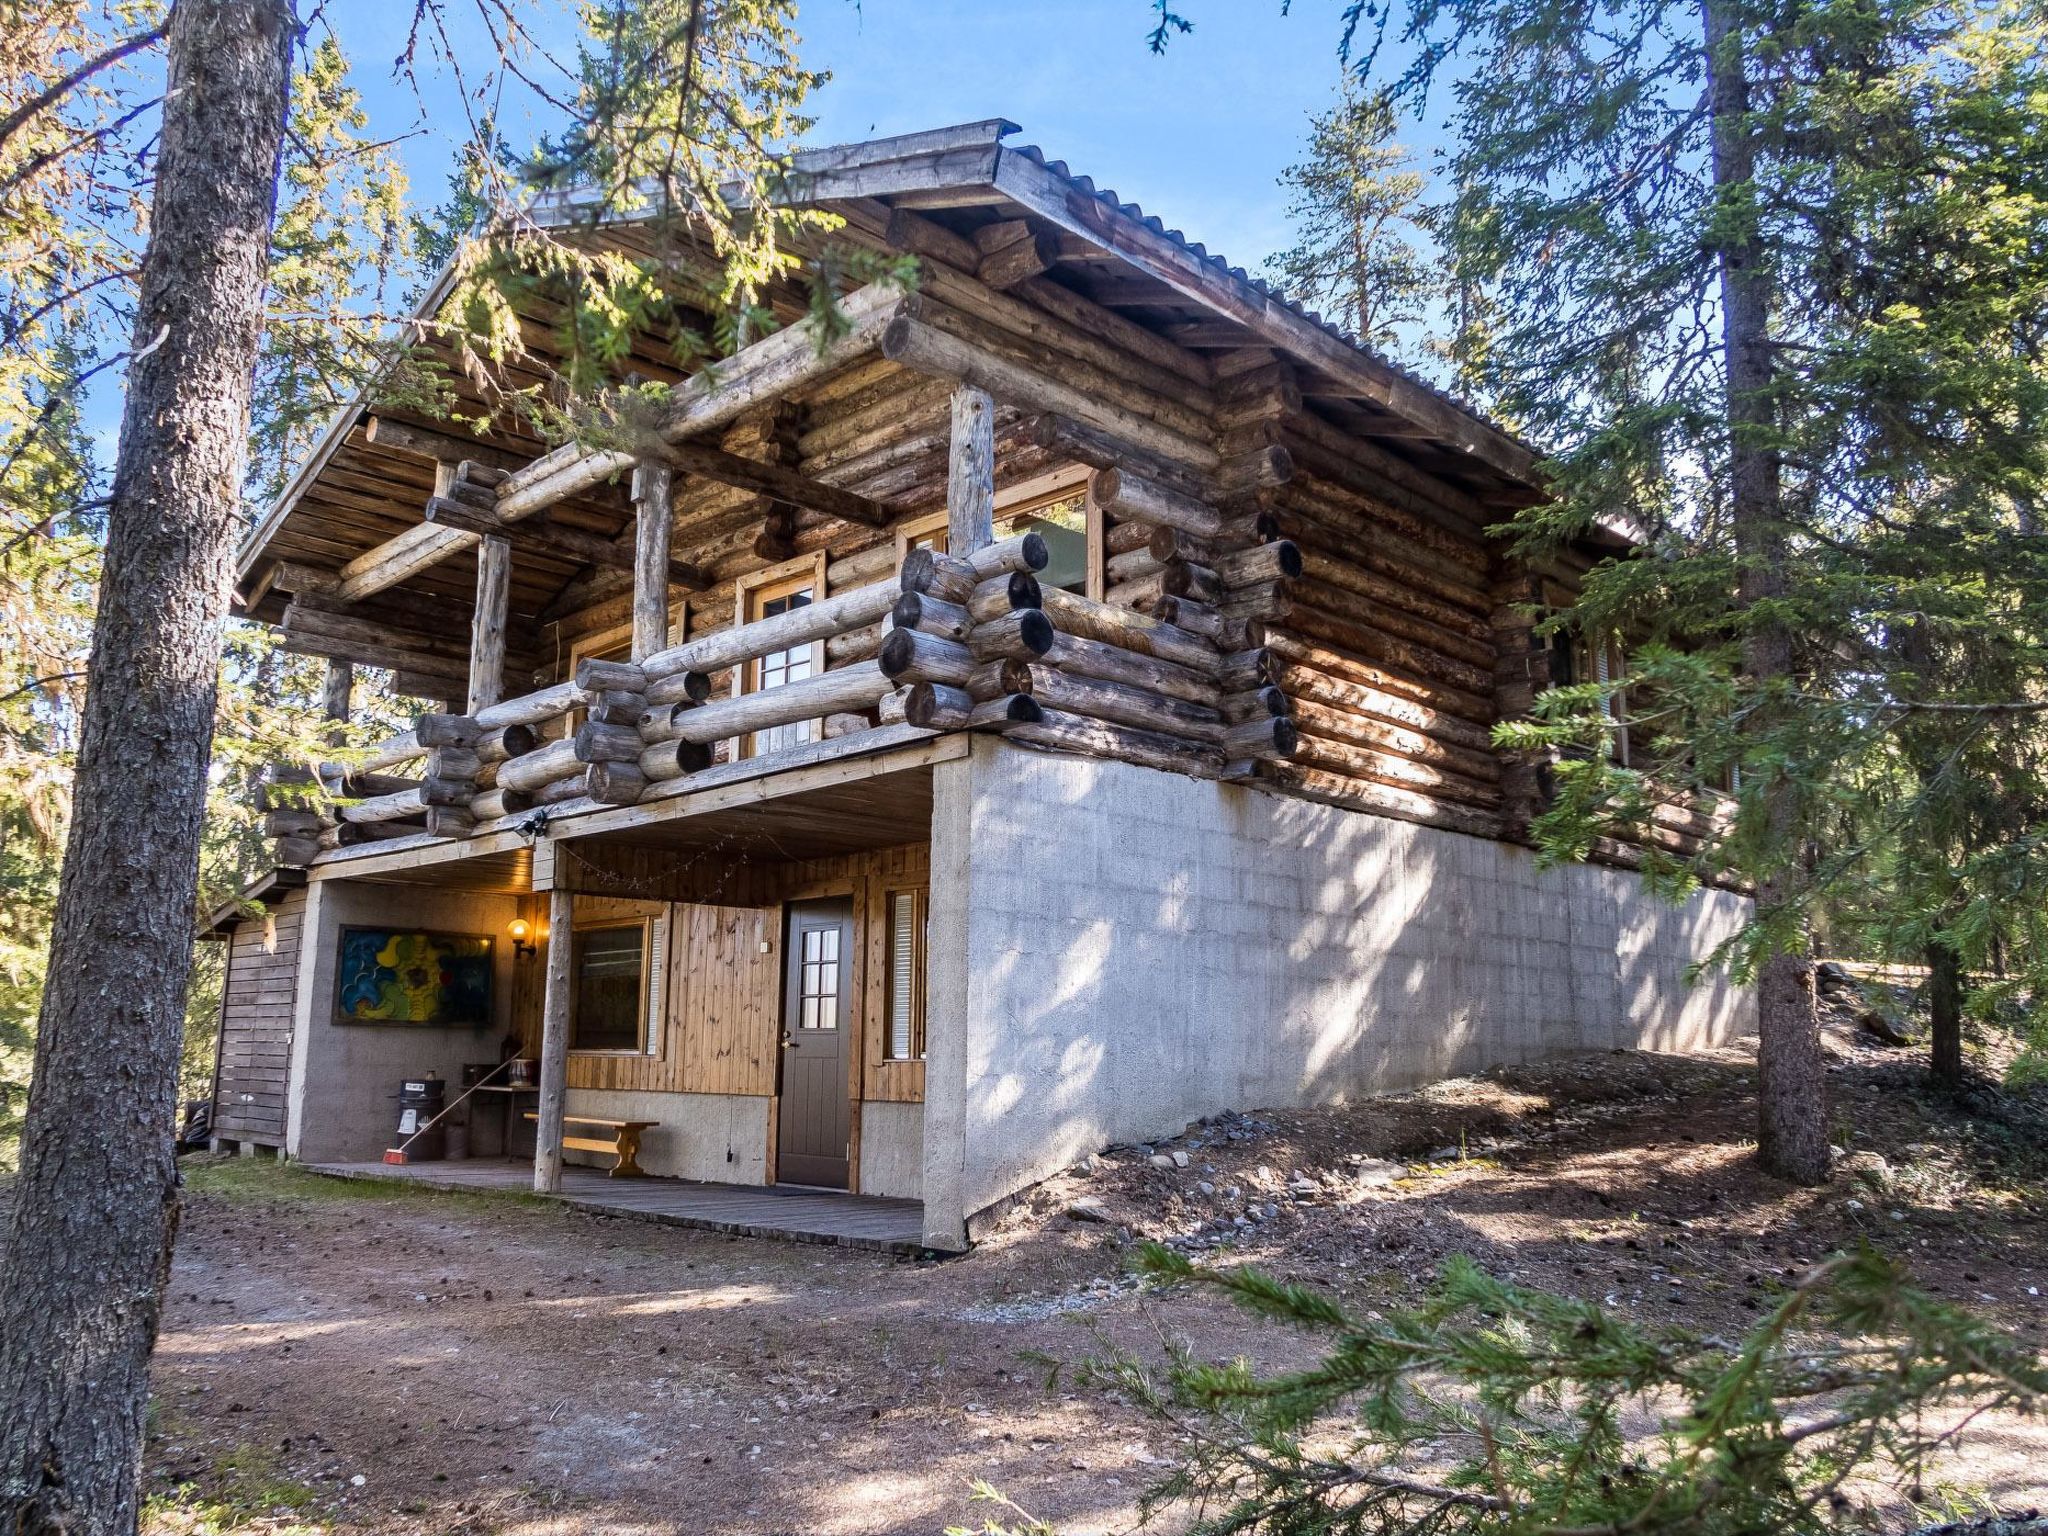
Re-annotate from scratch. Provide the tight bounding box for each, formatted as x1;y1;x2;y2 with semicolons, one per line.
308;1159;929;1255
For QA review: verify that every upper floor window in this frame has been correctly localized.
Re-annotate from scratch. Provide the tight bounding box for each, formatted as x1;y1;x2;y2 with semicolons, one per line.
895;481;1091;596
744;573;819;757
1548;628;1630;766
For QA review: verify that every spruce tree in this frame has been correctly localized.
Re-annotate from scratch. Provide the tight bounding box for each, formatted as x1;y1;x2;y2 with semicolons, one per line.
1176;0;2048;1163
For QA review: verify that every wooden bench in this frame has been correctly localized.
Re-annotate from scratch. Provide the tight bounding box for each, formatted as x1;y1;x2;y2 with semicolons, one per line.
525;1112;656;1177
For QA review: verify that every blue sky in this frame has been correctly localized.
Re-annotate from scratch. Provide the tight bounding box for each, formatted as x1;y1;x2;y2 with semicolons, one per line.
323;0;1374;289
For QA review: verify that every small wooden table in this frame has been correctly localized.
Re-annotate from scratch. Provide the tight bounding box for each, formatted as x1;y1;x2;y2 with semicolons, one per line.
525;1112;656;1177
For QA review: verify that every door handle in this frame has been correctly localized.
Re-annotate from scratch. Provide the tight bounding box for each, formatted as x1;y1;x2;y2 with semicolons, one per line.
780;1034;797;1050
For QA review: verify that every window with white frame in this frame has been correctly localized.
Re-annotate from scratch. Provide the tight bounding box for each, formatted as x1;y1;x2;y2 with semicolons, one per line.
883;887;927;1061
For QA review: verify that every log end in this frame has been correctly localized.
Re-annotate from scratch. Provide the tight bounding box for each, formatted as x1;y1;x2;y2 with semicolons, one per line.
1018;529;1050;572
899;545;937;595
993;693;1043;726
878;626;919;680
1016;607;1055;657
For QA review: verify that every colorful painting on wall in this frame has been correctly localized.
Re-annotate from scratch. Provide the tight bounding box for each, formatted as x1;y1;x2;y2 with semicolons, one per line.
334;928;493;1026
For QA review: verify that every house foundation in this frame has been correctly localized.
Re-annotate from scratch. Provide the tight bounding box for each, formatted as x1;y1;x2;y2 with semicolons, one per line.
918;738;1754;1248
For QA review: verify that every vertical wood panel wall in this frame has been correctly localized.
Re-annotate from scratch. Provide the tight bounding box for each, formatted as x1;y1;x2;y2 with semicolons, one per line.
211;890;306;1145
513;842;930;1106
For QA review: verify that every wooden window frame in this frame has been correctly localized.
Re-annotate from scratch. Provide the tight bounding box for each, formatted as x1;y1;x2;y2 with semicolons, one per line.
881;885;929;1063
567;597;687;675
733;553;828;760
894;467;1096;584
567;915;656;1057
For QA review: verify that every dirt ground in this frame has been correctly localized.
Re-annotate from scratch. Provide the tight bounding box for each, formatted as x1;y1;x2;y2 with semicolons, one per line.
145;1023;2048;1536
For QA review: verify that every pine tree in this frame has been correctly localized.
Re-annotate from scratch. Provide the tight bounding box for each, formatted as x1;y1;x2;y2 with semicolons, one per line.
1267;81;1440;370
0;4;295;1527
1022;1244;2048;1536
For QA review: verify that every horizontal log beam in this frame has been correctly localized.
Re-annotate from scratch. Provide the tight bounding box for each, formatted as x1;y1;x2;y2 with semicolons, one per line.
641;578;899;687
881;313;1219;472
364;417;529;473
640;660;894;754
654;439;889;528
422;496;709;589
498;284;907;521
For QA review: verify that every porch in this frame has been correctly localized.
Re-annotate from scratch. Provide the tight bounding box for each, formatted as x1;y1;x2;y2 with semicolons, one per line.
282;737;948;1240
307;1159;928;1254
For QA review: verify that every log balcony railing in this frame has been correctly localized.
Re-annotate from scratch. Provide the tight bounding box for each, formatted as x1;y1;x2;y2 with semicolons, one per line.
257;474;1304;867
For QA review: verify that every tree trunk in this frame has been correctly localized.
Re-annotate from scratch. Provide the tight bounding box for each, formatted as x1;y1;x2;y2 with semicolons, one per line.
0;5;294;1532
1703;0;1829;1183
1927;940;1965;1086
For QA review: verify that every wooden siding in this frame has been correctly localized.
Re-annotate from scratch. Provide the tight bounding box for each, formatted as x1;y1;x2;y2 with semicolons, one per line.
515;842;930;1106
212;890;305;1143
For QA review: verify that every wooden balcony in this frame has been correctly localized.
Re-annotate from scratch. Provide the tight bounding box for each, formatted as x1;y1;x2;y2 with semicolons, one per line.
256;511;1302;875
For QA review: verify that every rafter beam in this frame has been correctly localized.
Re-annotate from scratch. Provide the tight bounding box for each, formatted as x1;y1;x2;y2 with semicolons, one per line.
421;495;710;589
363;416;530;473
653;438;889;527
332;285;905;604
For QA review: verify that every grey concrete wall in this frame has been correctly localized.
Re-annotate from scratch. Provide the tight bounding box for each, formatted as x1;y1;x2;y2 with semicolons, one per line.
558;1087;770;1183
858;1100;923;1198
921;739;1755;1248
285;879;521;1164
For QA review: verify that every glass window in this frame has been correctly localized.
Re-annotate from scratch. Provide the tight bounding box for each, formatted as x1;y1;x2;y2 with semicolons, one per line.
747;582;817;756
999;494;1087;594
797;922;841;1031
884;889;926;1061
571;923;645;1051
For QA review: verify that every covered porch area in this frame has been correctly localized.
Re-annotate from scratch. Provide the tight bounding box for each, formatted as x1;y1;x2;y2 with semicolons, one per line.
284;729;956;1245
306;1158;927;1253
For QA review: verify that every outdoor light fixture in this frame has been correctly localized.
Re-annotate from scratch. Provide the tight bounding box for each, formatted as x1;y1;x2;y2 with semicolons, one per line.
508;917;537;959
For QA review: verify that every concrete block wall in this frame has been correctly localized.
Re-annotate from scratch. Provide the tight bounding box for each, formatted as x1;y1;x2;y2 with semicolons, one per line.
920;739;1755;1248
857;1101;924;1198
285;878;522;1164
559;1088;770;1182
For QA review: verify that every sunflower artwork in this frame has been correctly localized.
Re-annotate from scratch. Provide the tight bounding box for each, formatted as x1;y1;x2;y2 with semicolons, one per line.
334;928;493;1026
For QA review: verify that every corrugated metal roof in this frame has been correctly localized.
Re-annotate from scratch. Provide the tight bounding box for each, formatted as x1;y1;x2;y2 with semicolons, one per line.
1000;138;1538;461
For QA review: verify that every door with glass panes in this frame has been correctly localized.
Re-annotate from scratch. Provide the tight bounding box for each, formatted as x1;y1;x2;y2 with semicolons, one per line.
775;898;853;1187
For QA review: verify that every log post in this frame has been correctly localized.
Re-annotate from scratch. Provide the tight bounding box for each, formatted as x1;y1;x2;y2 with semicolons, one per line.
468;534;511;712
534;885;573;1195
322;658;353;734
632;458;673;661
948;384;996;556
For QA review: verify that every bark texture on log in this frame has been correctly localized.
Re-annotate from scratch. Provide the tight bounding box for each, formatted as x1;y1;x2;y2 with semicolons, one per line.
0;6;294;1530
1706;0;1828;1185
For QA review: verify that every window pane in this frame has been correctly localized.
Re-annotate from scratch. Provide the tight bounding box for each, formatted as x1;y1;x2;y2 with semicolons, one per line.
999;501;1087;593
887;891;917;1060
750;584;818;756
571;924;644;1051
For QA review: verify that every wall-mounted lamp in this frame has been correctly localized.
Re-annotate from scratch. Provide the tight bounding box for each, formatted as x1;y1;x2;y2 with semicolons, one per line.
508;917;538;960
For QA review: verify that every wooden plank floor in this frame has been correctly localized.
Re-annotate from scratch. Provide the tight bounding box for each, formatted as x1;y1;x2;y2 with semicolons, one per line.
309;1159;928;1254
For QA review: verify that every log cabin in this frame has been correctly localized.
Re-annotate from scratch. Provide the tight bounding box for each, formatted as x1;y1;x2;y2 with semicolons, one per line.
205;121;1753;1250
